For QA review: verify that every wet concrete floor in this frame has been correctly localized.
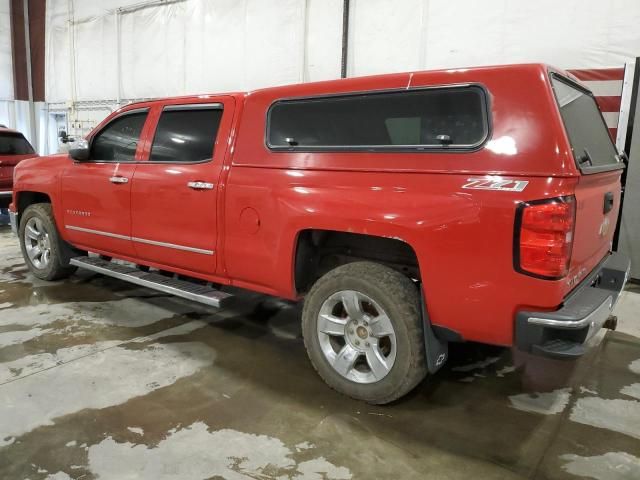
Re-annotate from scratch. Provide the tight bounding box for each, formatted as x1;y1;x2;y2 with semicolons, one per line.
0;225;639;479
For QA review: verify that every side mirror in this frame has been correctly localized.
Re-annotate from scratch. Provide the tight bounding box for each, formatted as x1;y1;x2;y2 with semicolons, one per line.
69;140;90;161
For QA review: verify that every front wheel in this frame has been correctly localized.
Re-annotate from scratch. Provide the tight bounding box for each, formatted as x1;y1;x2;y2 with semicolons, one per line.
19;203;78;281
302;261;427;404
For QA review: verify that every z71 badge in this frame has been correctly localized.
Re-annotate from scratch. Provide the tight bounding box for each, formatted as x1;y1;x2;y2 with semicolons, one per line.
462;178;529;192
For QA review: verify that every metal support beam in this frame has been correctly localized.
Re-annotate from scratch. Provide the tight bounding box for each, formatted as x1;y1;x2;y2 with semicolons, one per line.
23;0;37;146
340;0;350;78
115;9;121;106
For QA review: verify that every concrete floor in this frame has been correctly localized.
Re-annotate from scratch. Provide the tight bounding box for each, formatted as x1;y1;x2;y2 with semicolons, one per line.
0;226;639;480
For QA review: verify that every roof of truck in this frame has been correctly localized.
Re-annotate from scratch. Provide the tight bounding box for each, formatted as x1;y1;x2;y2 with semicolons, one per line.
248;63;560;96
119;63;565;112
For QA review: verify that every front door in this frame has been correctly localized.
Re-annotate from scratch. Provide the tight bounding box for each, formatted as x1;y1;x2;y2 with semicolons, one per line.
61;108;150;257
130;98;234;275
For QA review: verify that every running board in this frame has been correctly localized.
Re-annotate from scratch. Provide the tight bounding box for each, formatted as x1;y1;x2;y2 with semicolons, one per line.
70;256;233;308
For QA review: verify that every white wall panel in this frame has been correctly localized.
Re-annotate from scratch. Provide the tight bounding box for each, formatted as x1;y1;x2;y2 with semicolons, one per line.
120;2;188;98
44;0;345;103
0;100;14;127
44;0;640;102
0;101;35;142
0;0;13;99
607;0;640;68
488;0;610;68
12;100;36;144
349;0;425;76
75;15;119;100
351;0;640;74
243;0;305;89
72;0;149;18
420;0;509;70
181;0;246;94
45;0;71;102
305;0;342;81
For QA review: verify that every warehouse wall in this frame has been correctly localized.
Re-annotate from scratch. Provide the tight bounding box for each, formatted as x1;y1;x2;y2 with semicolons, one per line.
348;0;640;76
0;0;12;100
45;0;640;103
0;0;14;130
45;0;343;103
41;0;345;144
3;0;634;152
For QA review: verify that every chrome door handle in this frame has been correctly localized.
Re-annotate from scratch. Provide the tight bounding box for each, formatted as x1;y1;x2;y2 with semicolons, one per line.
187;181;215;190
109;176;129;184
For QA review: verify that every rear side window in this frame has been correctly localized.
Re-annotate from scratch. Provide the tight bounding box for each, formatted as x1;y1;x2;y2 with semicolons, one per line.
0;132;35;155
149;106;223;163
551;76;620;170
91;111;148;162
267;86;488;150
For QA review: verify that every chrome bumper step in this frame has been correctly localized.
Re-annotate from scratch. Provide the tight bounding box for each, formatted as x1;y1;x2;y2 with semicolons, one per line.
70;256;233;308
532;339;586;359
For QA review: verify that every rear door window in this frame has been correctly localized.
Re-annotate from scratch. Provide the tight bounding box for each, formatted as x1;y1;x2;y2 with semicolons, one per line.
149;105;223;163
267;86;489;151
90;111;148;162
551;75;621;171
0;132;35;155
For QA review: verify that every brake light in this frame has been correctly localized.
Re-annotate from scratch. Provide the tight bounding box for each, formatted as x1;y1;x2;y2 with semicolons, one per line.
514;196;576;279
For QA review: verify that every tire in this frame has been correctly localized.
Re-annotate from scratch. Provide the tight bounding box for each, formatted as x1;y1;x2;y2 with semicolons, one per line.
302;261;427;404
19;203;79;281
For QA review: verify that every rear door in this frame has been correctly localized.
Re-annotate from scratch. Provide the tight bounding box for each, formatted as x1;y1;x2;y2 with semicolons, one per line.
129;97;234;275
550;75;625;283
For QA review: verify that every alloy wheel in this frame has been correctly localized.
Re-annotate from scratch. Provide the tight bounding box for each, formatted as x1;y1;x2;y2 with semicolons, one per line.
316;290;397;384
24;217;52;269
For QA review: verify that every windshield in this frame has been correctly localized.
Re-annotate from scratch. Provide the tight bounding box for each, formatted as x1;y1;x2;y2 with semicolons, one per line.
0;132;35;155
551;75;620;170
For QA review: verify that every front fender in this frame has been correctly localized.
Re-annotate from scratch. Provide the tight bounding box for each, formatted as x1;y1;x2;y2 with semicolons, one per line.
13;154;68;237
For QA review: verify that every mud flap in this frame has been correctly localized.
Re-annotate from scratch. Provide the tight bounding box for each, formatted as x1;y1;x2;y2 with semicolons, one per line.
420;288;448;374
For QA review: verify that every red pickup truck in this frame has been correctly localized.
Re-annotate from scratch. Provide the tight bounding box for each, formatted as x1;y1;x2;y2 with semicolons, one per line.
9;64;630;403
0;127;36;209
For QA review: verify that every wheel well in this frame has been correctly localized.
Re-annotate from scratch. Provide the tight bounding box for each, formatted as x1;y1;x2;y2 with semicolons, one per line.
294;229;420;294
17;191;51;216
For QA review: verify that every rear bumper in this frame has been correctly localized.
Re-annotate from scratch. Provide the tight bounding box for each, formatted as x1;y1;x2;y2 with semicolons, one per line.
515;251;630;359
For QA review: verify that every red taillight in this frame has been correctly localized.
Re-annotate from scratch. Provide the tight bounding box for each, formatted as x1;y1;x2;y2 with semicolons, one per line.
515;196;576;279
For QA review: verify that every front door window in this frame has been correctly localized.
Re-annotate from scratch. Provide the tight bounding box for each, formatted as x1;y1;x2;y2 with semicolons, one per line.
90;111;148;162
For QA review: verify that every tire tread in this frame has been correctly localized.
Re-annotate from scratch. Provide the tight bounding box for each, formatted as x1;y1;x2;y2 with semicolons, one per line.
19;203;78;281
302;261;427;404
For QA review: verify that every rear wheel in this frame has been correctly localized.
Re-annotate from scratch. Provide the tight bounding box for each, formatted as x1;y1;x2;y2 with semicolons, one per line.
302;261;427;404
19;203;79;281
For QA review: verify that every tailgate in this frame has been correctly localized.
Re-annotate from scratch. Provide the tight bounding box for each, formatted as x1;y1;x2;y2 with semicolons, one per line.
550;74;625;291
0;131;36;183
0;165;13;189
0;154;35;189
571;170;622;285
